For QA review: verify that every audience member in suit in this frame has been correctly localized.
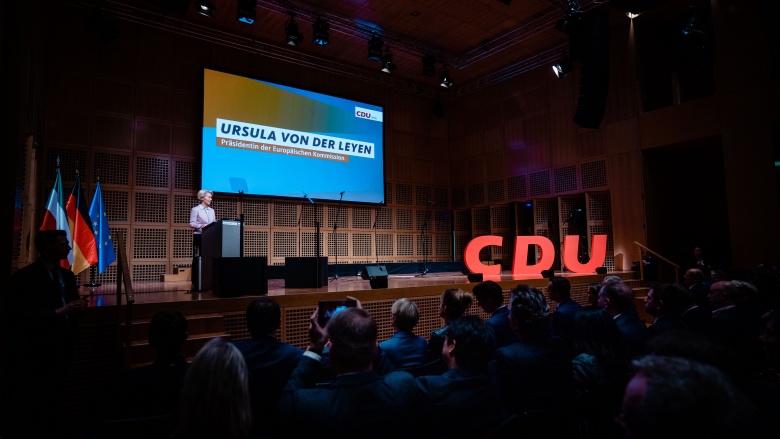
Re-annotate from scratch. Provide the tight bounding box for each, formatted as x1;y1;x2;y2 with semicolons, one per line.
644;283;689;337
599;281;649;358
122;310;189;418
170;337;253;439
547;276;581;345
279;307;418;438
679;287;715;336
426;289;474;376
618;356;756;439
379;298;428;369
231;298;303;436
4;230;87;438
743;310;780;438
709;280;763;374
684;268;711;309
415;316;502;438
473;280;517;348
492;284;574;413
571;307;631;439
584;283;602;309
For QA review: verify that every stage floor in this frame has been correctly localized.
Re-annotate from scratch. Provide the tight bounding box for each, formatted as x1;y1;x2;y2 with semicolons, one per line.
78;271;633;307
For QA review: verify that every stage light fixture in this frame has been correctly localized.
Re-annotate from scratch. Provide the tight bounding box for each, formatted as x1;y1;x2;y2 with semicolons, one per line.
381;52;397;73
422;54;436;77
439;65;453;88
312;18;330;46
196;0;215;17
285;14;304;46
237;0;256;24
552;54;573;78
368;36;384;61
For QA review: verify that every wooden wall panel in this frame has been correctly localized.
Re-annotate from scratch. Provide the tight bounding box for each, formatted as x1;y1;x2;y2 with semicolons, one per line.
94;46;137;84
134;120;171;154
526;139;551;171
606;151;645;270
550;133;578;166
524;86;548;115
504;117;526;149
483;125;505;154
525;113;550;143
174;92;198;125
91;114;133;151
46;71;91;110
45;108;90;146
548;104;576;138
92;79;135;116
506;146;528;176
172;125;197;159
605;118;639;155
576;129;606;160
639;97;722;149
136;85;174;121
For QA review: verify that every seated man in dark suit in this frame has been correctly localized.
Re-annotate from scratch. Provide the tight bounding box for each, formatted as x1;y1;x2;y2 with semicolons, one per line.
379;298;428;369
547;276;582;345
599;281;649;358
644;283;689;337
122;310;189;418
415;316;502;437
473;280;517;348
279;307;417;438
492;284;574;414
5;229;87;438
231;297;303;435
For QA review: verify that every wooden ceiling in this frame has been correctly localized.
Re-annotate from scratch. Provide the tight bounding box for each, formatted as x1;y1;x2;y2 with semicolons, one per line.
91;0;674;94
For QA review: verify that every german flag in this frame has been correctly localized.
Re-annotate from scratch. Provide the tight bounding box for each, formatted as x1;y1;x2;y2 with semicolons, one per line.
66;172;98;274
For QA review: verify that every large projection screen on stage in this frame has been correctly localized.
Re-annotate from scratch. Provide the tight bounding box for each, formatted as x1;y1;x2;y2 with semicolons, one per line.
201;68;386;205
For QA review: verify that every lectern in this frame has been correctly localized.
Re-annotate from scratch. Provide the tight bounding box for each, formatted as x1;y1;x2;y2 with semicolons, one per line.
193;219;243;292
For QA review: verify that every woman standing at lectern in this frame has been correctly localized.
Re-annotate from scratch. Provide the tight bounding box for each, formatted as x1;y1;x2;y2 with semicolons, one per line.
190;189;216;255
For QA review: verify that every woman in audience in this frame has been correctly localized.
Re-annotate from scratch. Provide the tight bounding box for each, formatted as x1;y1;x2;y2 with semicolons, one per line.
427;288;474;364
170;337;253;439
379;298;428;369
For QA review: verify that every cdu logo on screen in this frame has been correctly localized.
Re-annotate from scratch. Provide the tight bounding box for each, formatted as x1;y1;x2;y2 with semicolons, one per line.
354;107;383;122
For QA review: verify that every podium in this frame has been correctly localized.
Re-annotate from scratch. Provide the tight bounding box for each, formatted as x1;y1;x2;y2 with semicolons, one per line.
193;219;243;292
284;257;327;288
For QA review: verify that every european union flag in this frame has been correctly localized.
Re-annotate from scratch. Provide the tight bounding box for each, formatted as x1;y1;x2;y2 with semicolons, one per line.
88;182;117;274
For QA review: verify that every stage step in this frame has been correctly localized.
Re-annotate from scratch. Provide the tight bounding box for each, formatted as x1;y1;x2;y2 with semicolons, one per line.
120;312;229;367
126;332;231;367
160;266;191;282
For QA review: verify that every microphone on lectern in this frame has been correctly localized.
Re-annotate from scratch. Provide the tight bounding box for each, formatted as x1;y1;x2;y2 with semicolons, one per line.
303;192;314;204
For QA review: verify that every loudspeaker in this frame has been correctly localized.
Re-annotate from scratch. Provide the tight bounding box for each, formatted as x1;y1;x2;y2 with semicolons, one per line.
467;273;483;282
572;11;610;129
595;267;608;274
361;265;387;280
541;269;555;279
212;257;267;297
369;277;388;289
285;257;327;288
361;265;388;289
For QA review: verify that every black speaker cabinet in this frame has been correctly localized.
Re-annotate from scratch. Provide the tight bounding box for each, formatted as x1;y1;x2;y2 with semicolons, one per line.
212;257;267;297
467;273;483;283
361;265;387;280
595;267;608;274
361;265;388;289
541;269;556;279
285;257;328;288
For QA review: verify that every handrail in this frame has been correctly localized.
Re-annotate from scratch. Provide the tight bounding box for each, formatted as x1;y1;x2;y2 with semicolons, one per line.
633;241;680;282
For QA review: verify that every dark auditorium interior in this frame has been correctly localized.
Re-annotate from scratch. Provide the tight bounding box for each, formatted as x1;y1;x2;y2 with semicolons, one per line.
3;0;780;437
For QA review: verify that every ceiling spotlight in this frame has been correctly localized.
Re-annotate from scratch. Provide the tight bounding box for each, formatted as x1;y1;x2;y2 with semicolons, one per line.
196;0;215;17
381;52;397;73
312;19;330;46
440;65;453;88
237;0;256;24
285;14;304;46
552;54;573;78
626;12;639;19
422;54;436;77
368;36;384;61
